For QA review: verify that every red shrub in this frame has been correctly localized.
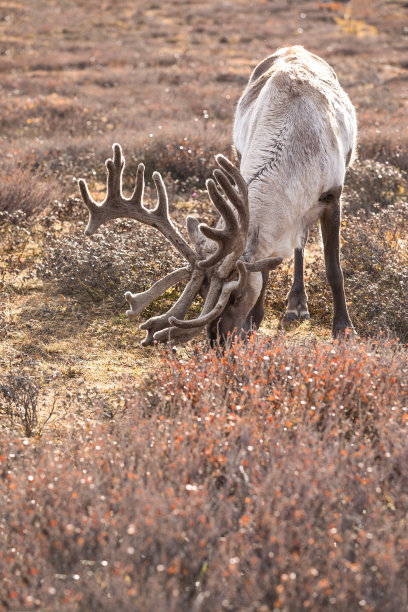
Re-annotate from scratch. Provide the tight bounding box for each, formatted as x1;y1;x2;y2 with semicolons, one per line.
1;335;408;611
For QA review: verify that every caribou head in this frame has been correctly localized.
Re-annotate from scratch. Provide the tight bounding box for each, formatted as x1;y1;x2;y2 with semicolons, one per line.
78;143;282;345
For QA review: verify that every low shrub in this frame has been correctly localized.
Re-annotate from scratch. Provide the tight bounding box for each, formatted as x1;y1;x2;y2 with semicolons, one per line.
1;335;408;611
35;221;184;307
137;135;233;189
342;203;408;341
344;160;407;214
0;164;65;218
0;375;38;437
0;211;39;289
358;136;408;174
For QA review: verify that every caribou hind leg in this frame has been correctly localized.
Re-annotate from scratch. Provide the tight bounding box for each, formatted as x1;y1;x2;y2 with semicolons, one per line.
319;189;353;337
285;232;310;321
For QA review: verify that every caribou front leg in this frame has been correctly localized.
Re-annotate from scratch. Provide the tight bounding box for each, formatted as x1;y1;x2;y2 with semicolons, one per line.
244;269;269;331
285;232;309;321
320;196;353;337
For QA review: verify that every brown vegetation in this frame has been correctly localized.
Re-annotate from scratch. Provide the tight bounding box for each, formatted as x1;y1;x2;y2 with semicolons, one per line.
2;335;408;611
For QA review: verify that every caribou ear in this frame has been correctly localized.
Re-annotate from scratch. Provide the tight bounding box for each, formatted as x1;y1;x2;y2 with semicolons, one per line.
186;216;201;246
242;226;260;262
186;215;212;260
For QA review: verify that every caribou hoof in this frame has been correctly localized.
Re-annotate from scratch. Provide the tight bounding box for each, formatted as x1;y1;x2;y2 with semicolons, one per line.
284;309;310;322
332;325;356;339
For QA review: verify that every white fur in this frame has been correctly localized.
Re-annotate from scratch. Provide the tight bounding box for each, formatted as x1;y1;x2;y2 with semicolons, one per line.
233;46;357;261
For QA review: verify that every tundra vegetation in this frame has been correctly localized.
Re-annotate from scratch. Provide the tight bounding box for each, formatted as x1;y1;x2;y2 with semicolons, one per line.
0;1;408;611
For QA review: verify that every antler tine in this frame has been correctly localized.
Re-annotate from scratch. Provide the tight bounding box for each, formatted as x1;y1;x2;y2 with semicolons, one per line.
215;154;248;221
106;143;125;201
197;178;239;269
151;171;169;218
78;143;196;264
152;326;203;345
78;179;97;213
140;272;225;346
246;256;283;273
151;263;247;344
159;256;280;342
169;261;248;330
125;266;191;319
79;143;126;236
130;161;145;206
151;278;226;344
139;270;205;346
197;155;249;274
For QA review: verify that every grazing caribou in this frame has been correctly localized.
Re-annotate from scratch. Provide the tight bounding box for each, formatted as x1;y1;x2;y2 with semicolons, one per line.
78;46;357;345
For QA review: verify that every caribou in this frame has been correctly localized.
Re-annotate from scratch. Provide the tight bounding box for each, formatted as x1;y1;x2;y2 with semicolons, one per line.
78;45;357;345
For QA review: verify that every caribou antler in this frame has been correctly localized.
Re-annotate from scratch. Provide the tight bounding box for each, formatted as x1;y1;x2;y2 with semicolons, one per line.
78;144;281;345
197;155;249;276
78;143;196;264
